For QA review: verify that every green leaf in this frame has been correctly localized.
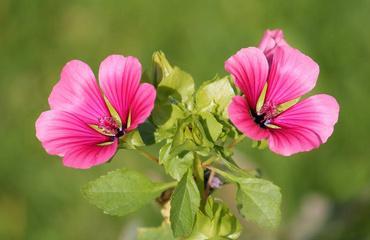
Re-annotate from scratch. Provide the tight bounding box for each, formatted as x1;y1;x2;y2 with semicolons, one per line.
157;67;195;104
172;116;213;150
121;121;157;148
196;76;234;116
152;102;185;131
212;161;281;228
213;159;255;182
201;112;223;142
152;66;194;131
82;168;176;216
154;125;177;143
137;222;176;240
170;170;200;237
236;178;281;228
159;142;194;181
171;140;201;156
188;197;242;240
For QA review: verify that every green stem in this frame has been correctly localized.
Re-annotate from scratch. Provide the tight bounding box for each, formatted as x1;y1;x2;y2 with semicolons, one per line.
207;166;229;179
137;148;159;163
227;139;237;149
207;164;244;182
159;181;178;191
193;153;205;209
227;135;245;149
201;155;218;168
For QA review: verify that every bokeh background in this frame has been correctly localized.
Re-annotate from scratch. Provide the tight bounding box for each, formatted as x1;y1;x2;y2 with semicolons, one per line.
1;0;370;239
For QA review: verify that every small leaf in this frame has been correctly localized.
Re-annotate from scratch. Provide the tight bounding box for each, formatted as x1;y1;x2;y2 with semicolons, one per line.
214;159;255;182
157;67;195;104
212;161;281;228
152;66;194;131
136;121;157;145
159;142;194;181
196;76;234;116
170;140;202;157
82;168;176;216
137;222;175;240
188;198;242;240
236;178;281;228
152;102;185;131
121;121;157;148
170;170;200;237
154;125;177;143
172;116;213;149
201;112;223;142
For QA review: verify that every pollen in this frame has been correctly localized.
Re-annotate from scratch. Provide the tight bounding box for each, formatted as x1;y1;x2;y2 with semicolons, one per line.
259;101;278;119
97;116;120;136
252;101;280;129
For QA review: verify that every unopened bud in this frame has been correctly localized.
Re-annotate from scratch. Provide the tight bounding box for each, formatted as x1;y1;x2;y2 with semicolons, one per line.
152;51;173;86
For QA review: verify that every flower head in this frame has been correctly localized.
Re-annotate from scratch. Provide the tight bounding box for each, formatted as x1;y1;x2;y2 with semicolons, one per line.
227;30;339;156
36;55;156;168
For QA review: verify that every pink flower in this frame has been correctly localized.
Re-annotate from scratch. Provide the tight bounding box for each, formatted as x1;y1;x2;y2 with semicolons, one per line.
36;55;156;168
226;30;339;156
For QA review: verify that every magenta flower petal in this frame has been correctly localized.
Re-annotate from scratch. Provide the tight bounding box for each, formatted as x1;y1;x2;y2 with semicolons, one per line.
126;83;156;131
268;94;339;156
225;47;269;109
36;110;117;168
63;140;118;169
48;60;110;124
228;96;269;140
99;55;142;125
265;46;319;105
258;29;288;61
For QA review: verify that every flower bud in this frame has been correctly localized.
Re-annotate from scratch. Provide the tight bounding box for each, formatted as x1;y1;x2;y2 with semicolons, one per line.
152;51;173;86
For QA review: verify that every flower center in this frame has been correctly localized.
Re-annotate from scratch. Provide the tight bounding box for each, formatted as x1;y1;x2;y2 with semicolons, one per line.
97;116;125;138
251;102;278;128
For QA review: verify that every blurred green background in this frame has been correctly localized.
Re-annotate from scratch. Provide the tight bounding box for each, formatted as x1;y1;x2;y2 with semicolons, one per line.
1;0;370;239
